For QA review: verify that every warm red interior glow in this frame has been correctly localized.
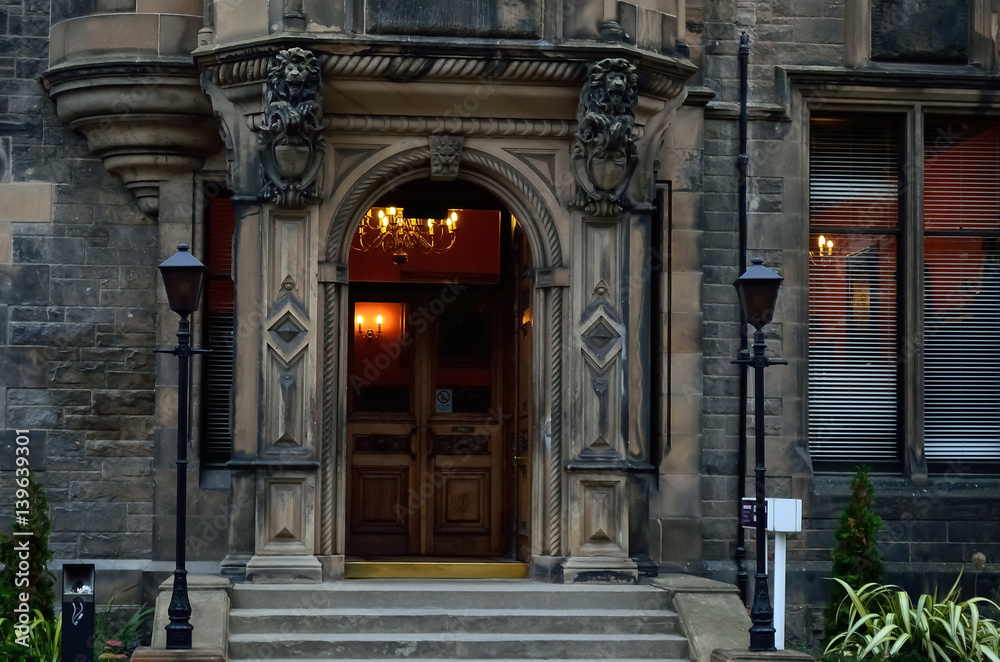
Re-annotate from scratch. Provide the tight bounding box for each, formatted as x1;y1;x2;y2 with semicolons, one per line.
350;209;502;283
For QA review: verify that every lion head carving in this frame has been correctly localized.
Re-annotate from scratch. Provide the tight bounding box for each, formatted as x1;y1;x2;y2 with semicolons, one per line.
259;47;324;207
265;47;321;107
579;58;638;121
572;57;640;214
576;58;638;161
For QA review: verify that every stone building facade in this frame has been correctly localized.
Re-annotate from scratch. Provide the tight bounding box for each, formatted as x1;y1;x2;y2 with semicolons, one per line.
1;0;999;643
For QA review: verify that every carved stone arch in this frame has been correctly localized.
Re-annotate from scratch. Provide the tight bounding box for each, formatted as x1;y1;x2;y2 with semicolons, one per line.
319;143;568;563
324;146;564;269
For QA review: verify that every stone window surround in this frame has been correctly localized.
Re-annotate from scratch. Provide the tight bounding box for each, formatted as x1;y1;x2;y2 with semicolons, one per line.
783;71;1000;485
845;0;995;70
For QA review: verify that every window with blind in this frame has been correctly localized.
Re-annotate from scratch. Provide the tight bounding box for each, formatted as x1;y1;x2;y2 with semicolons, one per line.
808;113;1000;467
808;114;904;464
201;197;236;468
923;119;1000;462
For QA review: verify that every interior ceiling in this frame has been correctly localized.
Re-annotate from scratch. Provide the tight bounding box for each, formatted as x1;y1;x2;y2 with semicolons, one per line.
374;179;508;218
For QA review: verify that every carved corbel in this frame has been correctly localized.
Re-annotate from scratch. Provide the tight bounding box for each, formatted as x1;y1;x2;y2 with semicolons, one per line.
429;134;464;181
571;58;640;217
258;48;325;207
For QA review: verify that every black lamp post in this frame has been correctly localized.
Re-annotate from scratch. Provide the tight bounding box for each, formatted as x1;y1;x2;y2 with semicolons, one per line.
157;244;208;650
733;257;786;652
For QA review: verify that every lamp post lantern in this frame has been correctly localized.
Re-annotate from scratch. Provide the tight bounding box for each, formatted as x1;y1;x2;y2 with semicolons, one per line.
733;257;786;652
157;244;209;650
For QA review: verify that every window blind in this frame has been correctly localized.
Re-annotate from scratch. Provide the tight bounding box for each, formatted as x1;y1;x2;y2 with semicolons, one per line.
923;119;1000;462
808;115;902;463
202;197;236;468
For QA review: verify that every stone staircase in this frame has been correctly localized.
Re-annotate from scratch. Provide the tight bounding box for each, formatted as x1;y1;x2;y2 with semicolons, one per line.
227;579;689;661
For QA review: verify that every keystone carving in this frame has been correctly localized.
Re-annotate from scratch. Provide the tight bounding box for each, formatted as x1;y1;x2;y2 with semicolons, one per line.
572;58;639;216
429;134;464;181
258;48;325;207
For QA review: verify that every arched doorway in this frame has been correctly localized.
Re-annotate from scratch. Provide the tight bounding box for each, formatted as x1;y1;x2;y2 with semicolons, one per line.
344;180;534;564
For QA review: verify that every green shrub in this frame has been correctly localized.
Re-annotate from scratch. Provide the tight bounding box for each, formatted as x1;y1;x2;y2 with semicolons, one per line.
824;576;1000;662
824;465;885;643
0;471;56;621
0;610;61;662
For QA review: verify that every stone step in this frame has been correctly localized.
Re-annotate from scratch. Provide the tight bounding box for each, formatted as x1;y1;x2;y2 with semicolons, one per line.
228;607;677;635
231;659;687;662
227;632;689;660
230;580;671;611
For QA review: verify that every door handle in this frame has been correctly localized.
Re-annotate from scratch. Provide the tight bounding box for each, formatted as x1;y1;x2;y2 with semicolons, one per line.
426;426;436;459
407;424;418;459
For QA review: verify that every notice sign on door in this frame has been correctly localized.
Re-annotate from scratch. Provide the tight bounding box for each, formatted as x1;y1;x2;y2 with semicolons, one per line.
435;389;453;413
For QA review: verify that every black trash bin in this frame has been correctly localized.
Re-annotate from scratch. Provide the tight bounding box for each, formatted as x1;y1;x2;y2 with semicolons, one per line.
61;563;95;662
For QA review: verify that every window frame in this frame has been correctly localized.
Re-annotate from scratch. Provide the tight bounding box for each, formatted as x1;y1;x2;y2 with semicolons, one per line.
845;0;994;71
791;78;1000;479
191;177;236;485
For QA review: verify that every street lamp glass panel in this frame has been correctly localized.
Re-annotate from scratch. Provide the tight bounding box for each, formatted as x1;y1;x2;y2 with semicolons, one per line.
158;244;207;316
734;258;783;330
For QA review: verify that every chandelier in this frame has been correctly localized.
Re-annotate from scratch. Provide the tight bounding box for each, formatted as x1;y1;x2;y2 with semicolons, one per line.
353;206;459;265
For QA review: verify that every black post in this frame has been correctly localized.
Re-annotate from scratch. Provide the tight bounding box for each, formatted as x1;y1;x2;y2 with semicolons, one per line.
748;328;775;652
165;316;193;650
736;30;751;605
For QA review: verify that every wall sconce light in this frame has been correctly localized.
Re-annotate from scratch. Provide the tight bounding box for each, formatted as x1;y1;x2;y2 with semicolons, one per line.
817;235;834;256
357;314;382;341
809;235;835;266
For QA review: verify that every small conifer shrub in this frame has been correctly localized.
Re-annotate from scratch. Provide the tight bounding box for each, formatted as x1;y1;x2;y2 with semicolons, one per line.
823;464;884;643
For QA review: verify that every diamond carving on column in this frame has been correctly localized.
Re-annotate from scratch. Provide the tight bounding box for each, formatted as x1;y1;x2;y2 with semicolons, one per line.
269;312;307;354
581;316;622;365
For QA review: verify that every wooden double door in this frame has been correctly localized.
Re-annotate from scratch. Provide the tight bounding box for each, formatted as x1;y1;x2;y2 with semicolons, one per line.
346;283;527;557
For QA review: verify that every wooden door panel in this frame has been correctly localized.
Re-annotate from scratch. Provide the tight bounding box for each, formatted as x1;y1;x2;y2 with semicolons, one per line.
434;469;491;534
428;425;502;556
348;466;411;555
346;419;418;556
347;284;515;558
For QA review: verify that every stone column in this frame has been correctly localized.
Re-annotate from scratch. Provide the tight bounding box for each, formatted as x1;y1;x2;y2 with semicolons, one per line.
563;206;640;583
242;205;322;583
529;272;570;581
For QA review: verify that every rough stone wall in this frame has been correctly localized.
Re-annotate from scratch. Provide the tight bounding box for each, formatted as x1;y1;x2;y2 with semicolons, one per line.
0;0;158;560
694;0;1000;646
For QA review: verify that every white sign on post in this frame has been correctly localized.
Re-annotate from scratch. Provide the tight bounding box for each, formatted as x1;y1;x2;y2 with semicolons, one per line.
765;498;802;650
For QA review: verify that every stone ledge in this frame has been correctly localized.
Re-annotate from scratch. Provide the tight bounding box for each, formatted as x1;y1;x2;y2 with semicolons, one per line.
712;648;815;662
151;575;232;654
131;647;225;662
655;574;752;662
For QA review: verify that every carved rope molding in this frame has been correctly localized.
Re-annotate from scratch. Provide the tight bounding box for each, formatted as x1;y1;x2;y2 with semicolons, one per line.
325;147;563;266
458;150;564;266
326;147;433;261
320;281;337;555
548;287;564;555
207;54;684;99
325;115;576;138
